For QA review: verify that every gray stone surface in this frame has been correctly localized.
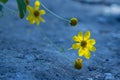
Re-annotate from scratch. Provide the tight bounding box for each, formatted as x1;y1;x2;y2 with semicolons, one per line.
104;73;115;80
0;0;120;80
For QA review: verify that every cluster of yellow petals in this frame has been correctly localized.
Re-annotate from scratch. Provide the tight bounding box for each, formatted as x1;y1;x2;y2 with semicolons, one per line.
26;0;46;25
72;31;96;59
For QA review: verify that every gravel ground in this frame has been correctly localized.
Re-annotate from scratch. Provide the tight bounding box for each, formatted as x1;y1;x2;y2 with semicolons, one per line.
0;0;120;80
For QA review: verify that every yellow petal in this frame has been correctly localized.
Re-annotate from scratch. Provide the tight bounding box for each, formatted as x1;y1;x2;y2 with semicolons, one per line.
27;5;34;14
39;10;46;15
26;15;35;24
84;50;91;59
84;31;90;40
78;31;83;41
72;43;80;49
26;14;33;20
78;48;84;56
26;16;30;20
30;20;35;24
29;17;35;24
39;16;45;22
35;18;40;25
34;0;40;9
87;39;96;46
90;46;96;52
72;36;80;42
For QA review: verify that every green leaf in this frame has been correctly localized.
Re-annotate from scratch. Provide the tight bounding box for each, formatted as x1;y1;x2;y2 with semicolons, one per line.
0;0;8;4
22;0;27;15
16;0;27;19
61;47;65;53
0;4;3;11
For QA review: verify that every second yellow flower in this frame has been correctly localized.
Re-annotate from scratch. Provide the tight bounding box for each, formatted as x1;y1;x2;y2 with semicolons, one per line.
72;31;96;59
26;0;46;25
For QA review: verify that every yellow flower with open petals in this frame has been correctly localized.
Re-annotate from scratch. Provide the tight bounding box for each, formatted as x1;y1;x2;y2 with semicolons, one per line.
72;31;96;59
26;0;46;25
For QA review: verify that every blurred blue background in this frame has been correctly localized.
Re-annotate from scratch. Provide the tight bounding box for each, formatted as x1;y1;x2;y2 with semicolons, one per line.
0;0;120;80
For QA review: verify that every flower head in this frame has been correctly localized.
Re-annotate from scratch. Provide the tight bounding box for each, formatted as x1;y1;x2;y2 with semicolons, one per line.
74;58;83;69
69;18;78;26
72;31;96;59
26;0;46;25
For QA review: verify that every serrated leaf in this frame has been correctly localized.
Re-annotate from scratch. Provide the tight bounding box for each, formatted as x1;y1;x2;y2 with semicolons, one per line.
16;0;27;19
0;0;8;4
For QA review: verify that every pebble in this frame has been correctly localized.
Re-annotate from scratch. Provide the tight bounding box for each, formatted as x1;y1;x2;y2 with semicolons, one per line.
86;78;93;80
16;54;24;59
105;59;109;62
25;54;36;61
104;73;115;80
88;66;97;71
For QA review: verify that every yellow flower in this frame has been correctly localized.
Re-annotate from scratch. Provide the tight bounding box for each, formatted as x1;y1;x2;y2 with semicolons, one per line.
26;0;46;25
72;31;96;59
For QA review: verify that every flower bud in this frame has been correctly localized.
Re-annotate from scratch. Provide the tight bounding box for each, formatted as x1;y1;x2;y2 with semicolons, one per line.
70;18;78;26
25;0;30;5
74;58;83;69
35;0;40;8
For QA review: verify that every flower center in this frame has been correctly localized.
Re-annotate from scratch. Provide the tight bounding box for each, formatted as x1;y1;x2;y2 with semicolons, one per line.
81;41;87;48
34;10;39;17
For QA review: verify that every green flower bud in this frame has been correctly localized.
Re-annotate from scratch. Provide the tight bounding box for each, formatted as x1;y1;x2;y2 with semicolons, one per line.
74;58;83;69
25;0;30;5
70;18;78;26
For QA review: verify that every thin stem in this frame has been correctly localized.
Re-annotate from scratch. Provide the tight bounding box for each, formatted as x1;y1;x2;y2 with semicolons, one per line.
41;2;69;22
3;5;18;16
37;26;73;63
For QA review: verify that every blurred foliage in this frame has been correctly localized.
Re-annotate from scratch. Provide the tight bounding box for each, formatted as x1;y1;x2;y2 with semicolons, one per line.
16;0;27;19
0;0;8;12
61;47;65;53
0;4;2;11
0;0;8;4
0;0;27;18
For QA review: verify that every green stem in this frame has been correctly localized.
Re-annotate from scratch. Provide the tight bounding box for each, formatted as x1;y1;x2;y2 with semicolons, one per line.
4;5;18;16
41;2;69;22
37;26;73;63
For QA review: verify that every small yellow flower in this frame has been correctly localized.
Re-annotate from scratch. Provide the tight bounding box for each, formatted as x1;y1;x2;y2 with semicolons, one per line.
72;31;96;59
26;0;46;25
